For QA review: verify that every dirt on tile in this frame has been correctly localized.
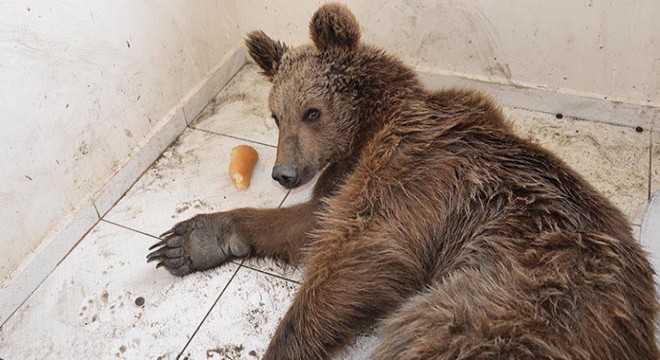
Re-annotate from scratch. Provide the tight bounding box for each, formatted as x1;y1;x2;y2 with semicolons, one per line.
135;137;202;191
206;344;245;359
175;199;214;214
175;202;190;213
196;93;249;122
192;66;271;127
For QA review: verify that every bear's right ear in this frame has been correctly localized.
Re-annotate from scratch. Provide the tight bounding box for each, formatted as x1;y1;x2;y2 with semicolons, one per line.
245;31;288;80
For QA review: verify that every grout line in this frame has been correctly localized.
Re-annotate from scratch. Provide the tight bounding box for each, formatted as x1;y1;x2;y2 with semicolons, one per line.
97;149;172;219
176;261;245;359
189;126;277;149
506;105;646;131
278;190;291;208
0;278;45;329
240;263;302;285
186;63;247;127
101;219;161;241
182;106;189;127
58;218;103;267
92;203;101;219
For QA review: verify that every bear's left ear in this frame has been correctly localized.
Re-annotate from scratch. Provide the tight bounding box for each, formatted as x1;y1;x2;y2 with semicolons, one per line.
245;31;288;80
309;3;361;52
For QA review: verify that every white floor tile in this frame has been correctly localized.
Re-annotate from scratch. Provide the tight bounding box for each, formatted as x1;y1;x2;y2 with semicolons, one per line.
0;221;238;359
105;125;303;283
632;224;641;242
507;108;650;225
191;65;278;147
105;128;288;238
179;267;296;359
179;266;378;359
641;192;660;283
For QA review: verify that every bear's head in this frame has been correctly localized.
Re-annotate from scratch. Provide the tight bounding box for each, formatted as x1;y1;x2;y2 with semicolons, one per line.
245;3;365;189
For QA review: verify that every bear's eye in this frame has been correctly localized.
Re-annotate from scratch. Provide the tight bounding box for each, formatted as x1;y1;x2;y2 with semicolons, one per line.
271;114;279;127
304;108;321;122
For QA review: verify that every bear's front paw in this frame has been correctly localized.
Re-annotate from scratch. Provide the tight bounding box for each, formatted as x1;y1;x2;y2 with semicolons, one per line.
147;213;250;276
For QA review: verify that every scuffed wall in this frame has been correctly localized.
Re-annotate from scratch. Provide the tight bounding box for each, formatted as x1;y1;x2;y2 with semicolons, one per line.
236;0;659;106
0;0;240;287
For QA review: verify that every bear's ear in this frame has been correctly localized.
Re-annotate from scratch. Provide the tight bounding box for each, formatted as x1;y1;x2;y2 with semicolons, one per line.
309;3;361;52
245;31;288;80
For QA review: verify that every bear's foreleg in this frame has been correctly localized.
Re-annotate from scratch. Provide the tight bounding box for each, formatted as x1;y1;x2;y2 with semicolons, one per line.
147;200;320;276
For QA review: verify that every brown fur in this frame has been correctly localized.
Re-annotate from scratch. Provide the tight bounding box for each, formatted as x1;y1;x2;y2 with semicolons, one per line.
153;3;658;359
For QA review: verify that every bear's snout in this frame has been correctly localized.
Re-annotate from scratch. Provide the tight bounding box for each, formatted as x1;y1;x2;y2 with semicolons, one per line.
272;163;300;188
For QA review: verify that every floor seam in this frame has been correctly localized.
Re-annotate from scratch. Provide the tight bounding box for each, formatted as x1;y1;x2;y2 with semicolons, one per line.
188;126;277;149
240;263;301;285
97;148;172;219
101;219;161;240
278;190;291;208
176;261;245;359
92;203;102;219
185;63;247;126
182;106;189;127
508;105;650;131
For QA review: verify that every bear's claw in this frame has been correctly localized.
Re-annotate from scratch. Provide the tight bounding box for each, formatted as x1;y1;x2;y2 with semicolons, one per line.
147;214;250;277
147;229;193;276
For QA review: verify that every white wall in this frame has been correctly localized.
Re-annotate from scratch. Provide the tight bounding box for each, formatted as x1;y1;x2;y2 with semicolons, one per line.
0;0;241;287
237;0;660;107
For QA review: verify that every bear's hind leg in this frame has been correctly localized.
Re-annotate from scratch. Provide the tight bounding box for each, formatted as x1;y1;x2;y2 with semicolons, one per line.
372;266;573;360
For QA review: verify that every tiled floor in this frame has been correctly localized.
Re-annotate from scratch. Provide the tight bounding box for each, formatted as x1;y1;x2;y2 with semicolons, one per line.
1;64;657;359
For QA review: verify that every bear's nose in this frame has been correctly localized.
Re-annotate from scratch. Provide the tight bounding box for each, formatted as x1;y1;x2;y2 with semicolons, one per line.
272;164;300;188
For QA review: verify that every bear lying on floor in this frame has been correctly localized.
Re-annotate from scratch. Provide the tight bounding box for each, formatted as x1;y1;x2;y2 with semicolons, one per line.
148;3;658;359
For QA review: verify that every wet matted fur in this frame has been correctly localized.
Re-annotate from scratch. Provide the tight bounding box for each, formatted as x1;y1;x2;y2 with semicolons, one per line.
149;3;659;359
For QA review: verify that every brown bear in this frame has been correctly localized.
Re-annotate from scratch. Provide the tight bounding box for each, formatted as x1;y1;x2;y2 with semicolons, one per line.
148;3;659;359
